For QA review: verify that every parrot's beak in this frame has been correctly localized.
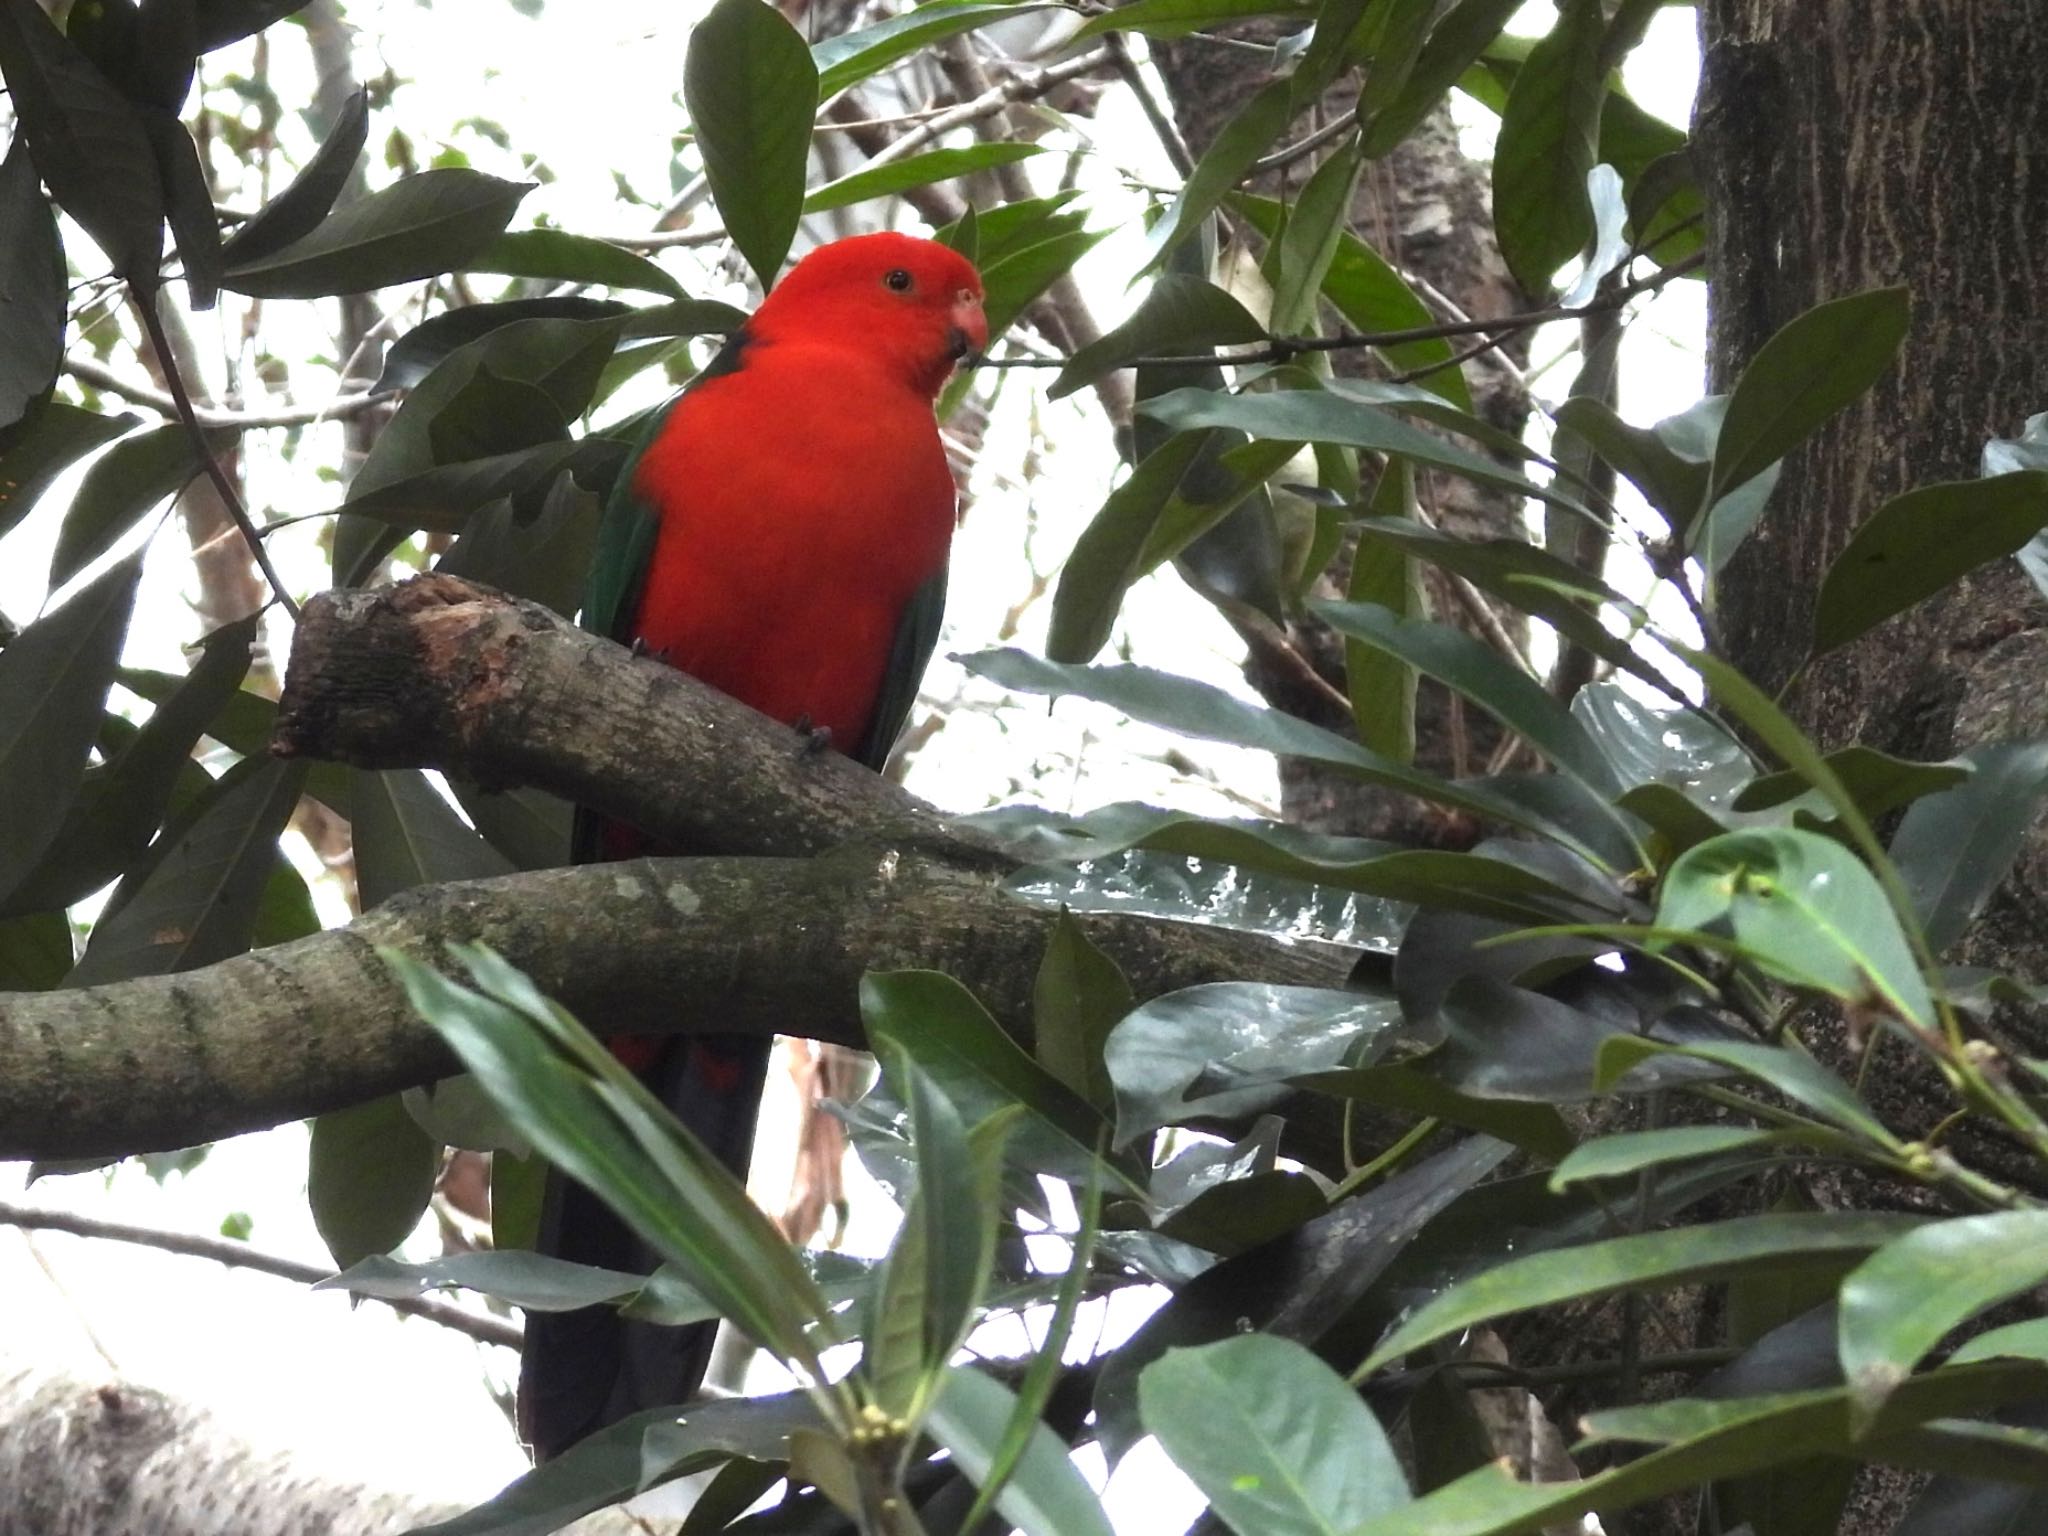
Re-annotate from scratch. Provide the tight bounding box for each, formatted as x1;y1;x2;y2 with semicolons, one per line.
949;289;989;366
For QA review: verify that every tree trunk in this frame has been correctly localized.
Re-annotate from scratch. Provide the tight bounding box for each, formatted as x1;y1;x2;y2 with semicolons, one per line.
1696;4;2048;1530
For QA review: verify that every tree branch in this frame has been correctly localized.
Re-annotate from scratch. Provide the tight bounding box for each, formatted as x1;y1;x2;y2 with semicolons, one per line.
0;1200;521;1350
63;354;395;431
0;577;1347;1161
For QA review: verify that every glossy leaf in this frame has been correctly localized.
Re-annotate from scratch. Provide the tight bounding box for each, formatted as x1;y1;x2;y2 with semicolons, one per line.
1033;908;1132;1112
961;647;1617;860
860;970;1134;1191
1358;1213;1924;1378
1839;1211;2048;1430
804;143;1041;215
413;1396;823;1536
1734;744;1971;820
66;754;307;985
1549;1126;1788;1190
1596;1035;1900;1149
813;1;1056;94
350;768;515;910
147;114;223;310
1890;739;2048;952
0;555;144;906
1812;472;2048;656
1708;287;1911;504
1268;142;1361;337
376;298;635;393
1491;0;1605;293
0;141;65;429
926;1366;1116;1536
218;86;368;268
1144;1336;1406;1535
0;0;164;283
49;424;202;587
466;229;686;299
1316;600;1621;797
1104;982;1398;1145
325;1250;673;1313
222;168;532;298
308;1094;440;1268
684;0;817;289
386;944;835;1376
1051;274;1264;402
1658;828;1935;1030
1143;386;1592;518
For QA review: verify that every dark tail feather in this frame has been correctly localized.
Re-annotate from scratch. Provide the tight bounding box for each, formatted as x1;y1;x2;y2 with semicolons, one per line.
518;1032;772;1461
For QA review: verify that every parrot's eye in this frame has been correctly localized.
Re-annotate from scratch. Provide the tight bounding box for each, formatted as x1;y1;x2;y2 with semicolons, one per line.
883;268;914;292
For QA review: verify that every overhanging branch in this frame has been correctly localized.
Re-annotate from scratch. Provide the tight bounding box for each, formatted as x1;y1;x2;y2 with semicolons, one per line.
0;576;1349;1161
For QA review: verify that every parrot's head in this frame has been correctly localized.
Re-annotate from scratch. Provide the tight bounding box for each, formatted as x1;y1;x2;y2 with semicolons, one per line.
754;232;987;399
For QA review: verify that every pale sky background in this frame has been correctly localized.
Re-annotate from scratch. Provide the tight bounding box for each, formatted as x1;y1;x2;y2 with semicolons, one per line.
2;0;1703;1524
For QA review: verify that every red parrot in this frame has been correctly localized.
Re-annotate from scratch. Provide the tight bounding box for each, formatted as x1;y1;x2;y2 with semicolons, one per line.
519;232;988;1461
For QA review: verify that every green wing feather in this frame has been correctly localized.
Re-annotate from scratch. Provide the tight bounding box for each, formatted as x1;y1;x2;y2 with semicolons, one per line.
853;564;948;772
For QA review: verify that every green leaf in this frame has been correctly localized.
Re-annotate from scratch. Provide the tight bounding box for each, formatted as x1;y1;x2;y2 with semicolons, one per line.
1549;1126;1788;1191
1347;462;1421;761
1140;387;1593;519
466;229;686;299
1360;0;1522;158
1143;1336;1408;1536
1733;744;1971;821
0;555;144;905
1491;0;1605;292
1357;1212;1925;1378
0;910;71;989
926;1367;1117;1536
1657;828;1935;1030
1032;909;1132;1113
194;1;314;51
1070;0;1309;41
446;780;573;872
66;754;308;985
803;143;1042;215
49;423;204;587
1315;599;1622;799
147;114;224;310
813;1;1057;95
1268;143;1362;337
1890;739;2048;952
1104;982;1397;1146
1840;1211;2048;1431
1812;471;2048;656
960;647;1617;861
859;970;1136;1191
0;0;164;283
2;612;256;918
376;298;637;393
1144;79;1292;272
1360;1361;2048;1536
1052;274;1265;402
350;768;515;909
325;1249;680;1313
384;944;834;1376
308;1094;440;1268
221;168;533;298
0;400;141;542
1596;1035;1900;1149
1708;287;1911;504
0;141;65;429
218;86;368;268
684;0;817;290
412;1396;823;1536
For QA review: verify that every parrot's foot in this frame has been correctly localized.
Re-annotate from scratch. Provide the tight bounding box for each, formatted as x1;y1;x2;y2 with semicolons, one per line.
790;714;834;757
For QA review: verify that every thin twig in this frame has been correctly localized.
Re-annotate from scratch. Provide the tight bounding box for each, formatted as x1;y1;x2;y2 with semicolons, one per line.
1106;33;1194;177
1251;108;1359;176
0;1198;523;1350
133;293;302;621
976;250;1705;373
861;48;1115;169
64;355;394;430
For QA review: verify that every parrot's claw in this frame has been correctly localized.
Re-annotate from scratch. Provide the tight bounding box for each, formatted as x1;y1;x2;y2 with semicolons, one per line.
791;714;834;757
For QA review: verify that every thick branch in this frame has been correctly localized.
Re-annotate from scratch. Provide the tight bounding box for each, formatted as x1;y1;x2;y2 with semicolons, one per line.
0;853;1340;1160
270;575;985;863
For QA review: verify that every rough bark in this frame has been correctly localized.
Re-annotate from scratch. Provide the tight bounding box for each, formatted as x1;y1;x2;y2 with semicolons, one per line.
0;578;1347;1162
1690;6;2048;1530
